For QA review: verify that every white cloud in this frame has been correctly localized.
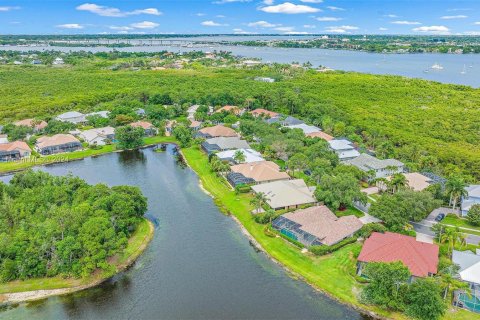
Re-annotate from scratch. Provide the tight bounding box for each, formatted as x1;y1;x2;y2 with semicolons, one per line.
274;26;295;32
475;22;480;25
247;20;278;28
379;27;388;31
216;14;226;18
201;20;228;26
299;0;323;3
391;20;421;25
233;28;257;34
195;13;206;16
327;6;345;11
109;26;134;31
463;31;480;35
384;14;398;18
260;2;321;14
130;21;159;29
303;24;316;28
56;23;84;29
441;15;467;20
0;6;20;12
325;25;358;33
412;25;450;33
76;3;161;17
263;0;274;4
316;17;342;22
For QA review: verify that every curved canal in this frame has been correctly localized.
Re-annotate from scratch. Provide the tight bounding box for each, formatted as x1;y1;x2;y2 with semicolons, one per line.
0;146;367;320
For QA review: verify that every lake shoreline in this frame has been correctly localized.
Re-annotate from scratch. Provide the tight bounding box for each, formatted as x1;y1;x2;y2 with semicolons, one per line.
0;218;155;305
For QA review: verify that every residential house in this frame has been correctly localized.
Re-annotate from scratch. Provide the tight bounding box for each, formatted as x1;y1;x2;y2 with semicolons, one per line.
0;134;8;144
165;120;177;136
357;232;439;281
285;123;322;135
452;250;480;313
129;121;157;136
36;134;82;155
328;139;360;161
345;153;404;179
272;206;363;246
135;108;146;117
52;57;64;65
306;131;334;141
250;108;279;119
254;77;275;83
187;105;200;120
197;125;237;138
461;185;480;216
189;120;202;131
215;105;244;116
31;59;42;65
227;161;290;187
392;173;433;192
0;141;32;161
267;116;304;126
14;118;48;132
251;179;317;210
86;111;110;119
201;137;250;154
216;148;264;164
79;127;115;146
56;111;86;124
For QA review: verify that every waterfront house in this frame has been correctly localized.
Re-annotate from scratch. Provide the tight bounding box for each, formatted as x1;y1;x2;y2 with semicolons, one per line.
0;134;9;144
306;131;334;141
201;137;250;154
227;161;290;187
357;232;439;280
14;118;48;132
345;153;404;179
251;179;317;210
328;139;360;161
215;105;244;116
0;141;32;162
272;206;363;247
129;121;157;136
285;123;322;136
197;125;237;138
452;250;480;313
216;148;264;164
36;134;82;155
461;185;480;216
79;127;115;146
56;111;86;124
250;108;279;119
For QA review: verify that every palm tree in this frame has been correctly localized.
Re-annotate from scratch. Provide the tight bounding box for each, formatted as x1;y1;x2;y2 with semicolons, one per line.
438;265;470;301
389;173;408;193
440;227;466;255
446;176;468;211
233;150;246;164
250;192;269;214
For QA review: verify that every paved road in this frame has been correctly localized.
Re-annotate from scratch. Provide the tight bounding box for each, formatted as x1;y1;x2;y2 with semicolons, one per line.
412;221;480;245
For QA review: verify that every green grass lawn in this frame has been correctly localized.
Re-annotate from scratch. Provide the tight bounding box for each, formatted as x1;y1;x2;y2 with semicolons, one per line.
181;144;480;320
441;214;480;237
336;206;365;218
0;218;153;295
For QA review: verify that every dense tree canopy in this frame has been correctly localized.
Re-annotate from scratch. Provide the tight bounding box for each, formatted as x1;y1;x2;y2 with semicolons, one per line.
0;170;147;281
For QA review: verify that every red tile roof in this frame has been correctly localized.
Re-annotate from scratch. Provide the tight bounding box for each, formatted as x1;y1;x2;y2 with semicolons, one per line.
129;121;154;130
215;105;243;115
358;232;439;277
307;131;334;141
250;108;279;118
0;141;31;152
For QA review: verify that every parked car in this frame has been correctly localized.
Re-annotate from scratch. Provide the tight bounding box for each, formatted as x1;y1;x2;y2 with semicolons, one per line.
435;213;445;222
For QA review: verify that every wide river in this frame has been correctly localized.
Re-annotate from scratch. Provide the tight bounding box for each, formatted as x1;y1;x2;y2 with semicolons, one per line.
0;146;367;320
5;35;480;87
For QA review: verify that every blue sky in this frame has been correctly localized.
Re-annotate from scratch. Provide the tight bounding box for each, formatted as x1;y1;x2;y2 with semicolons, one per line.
1;0;480;35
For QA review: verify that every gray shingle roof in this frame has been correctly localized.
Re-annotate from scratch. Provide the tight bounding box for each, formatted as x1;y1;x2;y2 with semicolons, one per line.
346;153;404;171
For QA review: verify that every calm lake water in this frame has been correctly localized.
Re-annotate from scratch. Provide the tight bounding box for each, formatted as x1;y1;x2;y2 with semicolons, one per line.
5;35;480;87
0;145;367;320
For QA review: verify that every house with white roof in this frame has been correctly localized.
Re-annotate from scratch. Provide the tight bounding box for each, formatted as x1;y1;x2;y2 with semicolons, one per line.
461;185;480;216
285;124;322;135
216;148;264;164
345;153;404;179
328;139;360;161
251;179;317;210
79;127;115;146
56;111;86;124
453;250;480;313
86;111;110;119
53;57;64;65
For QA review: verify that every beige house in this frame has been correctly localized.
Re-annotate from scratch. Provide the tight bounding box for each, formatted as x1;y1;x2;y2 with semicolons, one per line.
228;161;290;186
251;179;317;210
197;125;237;138
14;119;48;132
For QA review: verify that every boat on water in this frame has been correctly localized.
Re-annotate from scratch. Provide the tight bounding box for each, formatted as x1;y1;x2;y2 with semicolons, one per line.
431;63;444;70
461;64;467;75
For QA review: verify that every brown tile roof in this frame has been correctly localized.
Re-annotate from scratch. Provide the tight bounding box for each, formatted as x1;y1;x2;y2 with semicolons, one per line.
0;141;31;152
307;131;334;141
129;121;154;130
250;108;279;118
215;105;243;115
189;120;202;128
36;134;80;149
358;232;439;277
283;206;363;246
230;161;290;183
14;119;47;130
199;125;237;137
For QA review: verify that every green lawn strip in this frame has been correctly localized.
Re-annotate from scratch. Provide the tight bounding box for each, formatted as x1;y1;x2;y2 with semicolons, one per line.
336;206;365;218
0;218;153;295
442;215;480;232
0;135;177;174
181;145;403;319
